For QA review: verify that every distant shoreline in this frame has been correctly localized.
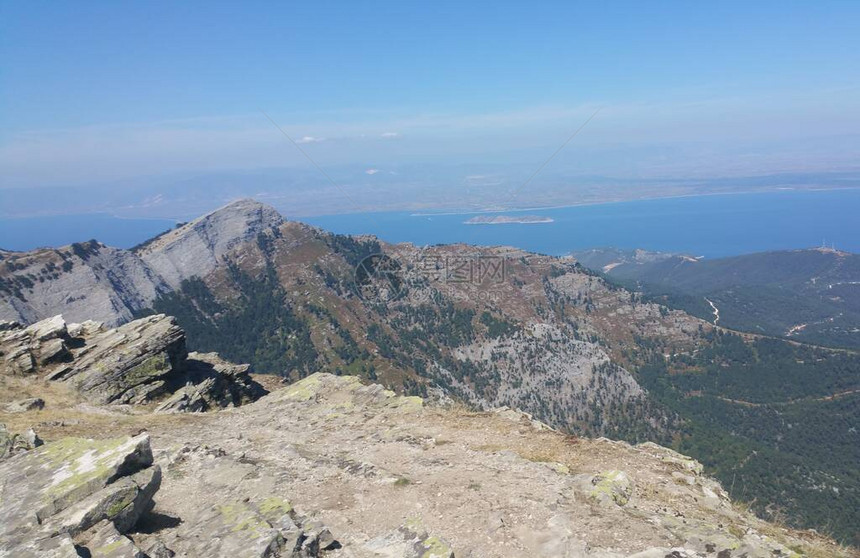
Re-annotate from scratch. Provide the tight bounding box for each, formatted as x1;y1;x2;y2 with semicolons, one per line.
464;215;554;225
408;185;860;218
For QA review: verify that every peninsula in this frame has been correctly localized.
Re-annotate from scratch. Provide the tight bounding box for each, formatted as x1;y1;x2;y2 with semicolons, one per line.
464;214;554;225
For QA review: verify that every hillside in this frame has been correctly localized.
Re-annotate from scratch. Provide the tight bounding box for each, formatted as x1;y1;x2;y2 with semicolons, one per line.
1;200;858;544
572;247;860;349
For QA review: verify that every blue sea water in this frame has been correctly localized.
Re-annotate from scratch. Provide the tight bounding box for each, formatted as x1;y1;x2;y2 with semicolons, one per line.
0;213;176;252
1;189;858;257
304;189;860;258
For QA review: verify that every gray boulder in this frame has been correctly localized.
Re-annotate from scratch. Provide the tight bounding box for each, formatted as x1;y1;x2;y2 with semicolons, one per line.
0;433;157;555
572;469;633;507
24;314;67;341
0;423;43;461
364;519;455;557
4;397;45;413
82;520;146;558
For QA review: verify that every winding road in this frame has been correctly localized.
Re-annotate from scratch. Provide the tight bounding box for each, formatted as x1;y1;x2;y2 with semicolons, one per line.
705;297;720;325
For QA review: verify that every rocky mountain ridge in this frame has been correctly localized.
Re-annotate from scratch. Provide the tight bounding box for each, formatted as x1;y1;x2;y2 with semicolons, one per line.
0;199;285;326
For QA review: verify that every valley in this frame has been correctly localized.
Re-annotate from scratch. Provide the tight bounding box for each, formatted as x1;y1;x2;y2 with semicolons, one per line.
572;247;860;349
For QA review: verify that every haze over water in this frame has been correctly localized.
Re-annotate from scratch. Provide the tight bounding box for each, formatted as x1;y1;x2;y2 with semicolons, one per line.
306;189;860;259
2;189;857;258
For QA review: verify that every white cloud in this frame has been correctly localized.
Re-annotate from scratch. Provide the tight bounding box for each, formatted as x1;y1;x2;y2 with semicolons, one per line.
296;136;325;144
380;132;400;139
365;168;380;175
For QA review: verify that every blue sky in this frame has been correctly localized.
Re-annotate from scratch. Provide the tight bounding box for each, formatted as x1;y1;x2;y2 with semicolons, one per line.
1;1;859;187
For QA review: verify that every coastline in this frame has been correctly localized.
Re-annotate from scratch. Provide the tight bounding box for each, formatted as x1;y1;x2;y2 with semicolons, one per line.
464;215;554;225
407;185;860;218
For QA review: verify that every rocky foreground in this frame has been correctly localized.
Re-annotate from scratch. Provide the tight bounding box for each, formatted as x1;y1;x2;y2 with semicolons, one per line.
0;313;265;410
0;370;849;557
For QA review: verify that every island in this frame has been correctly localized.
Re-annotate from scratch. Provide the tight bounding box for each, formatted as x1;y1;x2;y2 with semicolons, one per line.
464;214;554;225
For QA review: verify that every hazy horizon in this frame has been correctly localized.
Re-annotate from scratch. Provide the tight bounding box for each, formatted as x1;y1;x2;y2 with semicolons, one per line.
2;2;859;218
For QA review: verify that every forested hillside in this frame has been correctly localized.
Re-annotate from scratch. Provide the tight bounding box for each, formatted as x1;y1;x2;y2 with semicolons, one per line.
573;247;860;349
637;330;859;544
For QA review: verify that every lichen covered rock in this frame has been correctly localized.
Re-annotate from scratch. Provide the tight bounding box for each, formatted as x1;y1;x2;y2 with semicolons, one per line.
4;396;45;413
364;519;455;557
0;433;156;556
166;497;338;557
1;313;265;412
573;469;633;507
0;422;43;461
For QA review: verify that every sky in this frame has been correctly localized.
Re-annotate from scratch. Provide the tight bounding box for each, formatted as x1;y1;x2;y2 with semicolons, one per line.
1;1;859;188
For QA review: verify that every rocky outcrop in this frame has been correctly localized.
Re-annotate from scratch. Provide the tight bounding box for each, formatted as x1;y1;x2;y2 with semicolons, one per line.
0;373;848;557
0;422;43;461
168;496;339;557
364;520;454;557
0;430;339;558
155;352;267;413
0;313;266;410
1;314;71;374
46;314;187;405
4;396;45;413
0;433;158;556
572;469;633;507
126;373;840;557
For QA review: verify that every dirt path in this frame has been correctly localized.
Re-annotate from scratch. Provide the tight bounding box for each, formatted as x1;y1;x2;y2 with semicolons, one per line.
705;297;720;325
714;388;860;407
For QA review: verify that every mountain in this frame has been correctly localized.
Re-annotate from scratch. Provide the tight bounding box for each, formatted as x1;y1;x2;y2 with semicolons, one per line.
1;200;858;544
0;199;284;325
572;247;860;348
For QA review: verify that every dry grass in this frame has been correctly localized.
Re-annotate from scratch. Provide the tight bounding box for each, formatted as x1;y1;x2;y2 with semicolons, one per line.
0;374;208;441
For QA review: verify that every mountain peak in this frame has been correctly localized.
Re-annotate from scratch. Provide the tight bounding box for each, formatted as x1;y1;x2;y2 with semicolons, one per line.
213;197;278;214
137;198;284;288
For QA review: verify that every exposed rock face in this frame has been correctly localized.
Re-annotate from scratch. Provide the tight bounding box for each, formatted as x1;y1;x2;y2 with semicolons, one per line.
1;314;72;375
0;199;283;326
0;243;170;327
136;198;285;290
0;433;157;556
446;322;645;427
364;520;454;557
47;314;187;404
155;352;267;413
0;314;265;410
0;373;848;557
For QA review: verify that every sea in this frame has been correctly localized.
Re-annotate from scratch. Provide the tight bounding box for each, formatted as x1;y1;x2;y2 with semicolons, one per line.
1;189;859;258
0;214;177;252
305;189;860;258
